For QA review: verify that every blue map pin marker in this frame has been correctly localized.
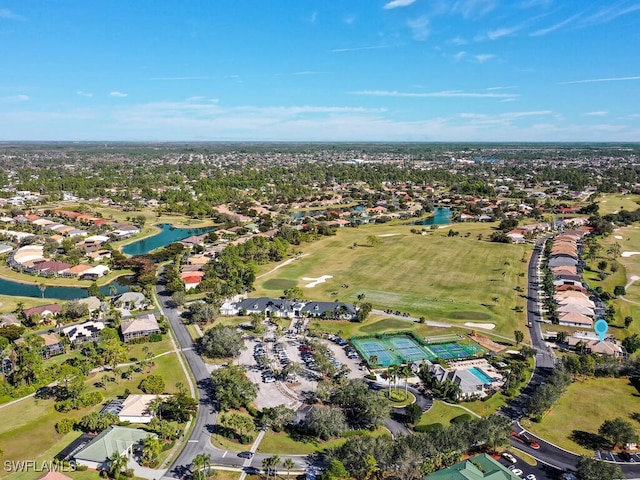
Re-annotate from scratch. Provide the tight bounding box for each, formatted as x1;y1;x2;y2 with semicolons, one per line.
594;319;609;343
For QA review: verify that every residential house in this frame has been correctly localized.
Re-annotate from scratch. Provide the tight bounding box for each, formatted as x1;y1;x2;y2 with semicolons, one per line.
113;292;146;309
120;313;160;342
101;394;170;423
15;333;64;358
300;301;357;320
73;426;153;470
0;244;13;255
23;304;62;321
0;313;21;327
63;321;105;344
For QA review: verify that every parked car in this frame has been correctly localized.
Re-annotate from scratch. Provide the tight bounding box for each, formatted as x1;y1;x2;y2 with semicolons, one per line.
501;452;517;464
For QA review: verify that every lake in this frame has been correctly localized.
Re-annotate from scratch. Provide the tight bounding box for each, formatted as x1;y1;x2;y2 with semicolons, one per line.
411;207;453;226
122;223;217;256
0;275;131;300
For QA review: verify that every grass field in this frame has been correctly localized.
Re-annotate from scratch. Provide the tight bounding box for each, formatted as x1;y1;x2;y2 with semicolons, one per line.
417;400;472;427
596;193;640;216
524;377;640;455
0;351;188;479
252;222;530;337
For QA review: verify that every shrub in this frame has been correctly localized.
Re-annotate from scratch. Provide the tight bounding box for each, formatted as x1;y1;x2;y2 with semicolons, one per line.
246;405;259;417
139;374;166;394
78;391;103;408
149;333;163;342
451;414;473;424
76;465;88;471
414;423;443;433
55;418;76;434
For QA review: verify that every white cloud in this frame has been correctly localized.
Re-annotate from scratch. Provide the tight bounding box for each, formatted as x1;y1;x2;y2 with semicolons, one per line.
474;54;496;63
384;0;417;9
450;36;467;45
329;45;389;53
454;51;468;61
76;91;93;98
559;76;640;85
452;0;498;18
151;76;212;81
310;11;318;23
407;16;430;40
530;13;580;36
0;8;24;20
110;91;128;97
352;89;519;99
487;86;516;90
584;111;608;116
485;27;518;40
0;94;29;103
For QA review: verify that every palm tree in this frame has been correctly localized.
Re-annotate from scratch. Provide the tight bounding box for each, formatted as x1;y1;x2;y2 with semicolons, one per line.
399;364;412;400
263;455;281;479
282;458;296;479
368;354;378;368
108;451;127;479
109;283;118;298
38;283;46;299
387;364;399;395
141;435;162;467
192;453;212;480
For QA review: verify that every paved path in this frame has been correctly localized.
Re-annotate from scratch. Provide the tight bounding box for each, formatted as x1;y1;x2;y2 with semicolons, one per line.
256;253;310;279
157;281;310;479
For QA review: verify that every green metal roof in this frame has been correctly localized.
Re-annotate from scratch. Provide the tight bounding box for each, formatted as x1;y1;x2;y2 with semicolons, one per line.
74;426;152;463
425;453;522;480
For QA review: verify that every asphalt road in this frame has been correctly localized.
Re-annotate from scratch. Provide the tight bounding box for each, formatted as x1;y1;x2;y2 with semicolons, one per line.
502;235;640;479
156;282;310;479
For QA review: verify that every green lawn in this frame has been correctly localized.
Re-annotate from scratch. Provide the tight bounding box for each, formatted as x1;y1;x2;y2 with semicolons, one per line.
417;400;471;427
252;222;530;337
524;377;640;455
0;351;188;478
596;193;640;216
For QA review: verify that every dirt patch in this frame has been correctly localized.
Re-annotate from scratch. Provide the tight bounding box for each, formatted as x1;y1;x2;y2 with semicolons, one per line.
469;334;507;353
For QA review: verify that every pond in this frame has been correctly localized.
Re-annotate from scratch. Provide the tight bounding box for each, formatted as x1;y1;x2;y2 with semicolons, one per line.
411;207;453;226
122;223;217;256
0;275;132;300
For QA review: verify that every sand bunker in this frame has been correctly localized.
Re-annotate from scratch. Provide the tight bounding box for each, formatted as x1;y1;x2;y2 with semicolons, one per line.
302;275;333;288
622;252;640;258
464;322;496;330
378;233;400;237
615;235;623;239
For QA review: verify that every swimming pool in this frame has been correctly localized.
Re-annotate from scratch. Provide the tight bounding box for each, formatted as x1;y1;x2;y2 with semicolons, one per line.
469;367;494;384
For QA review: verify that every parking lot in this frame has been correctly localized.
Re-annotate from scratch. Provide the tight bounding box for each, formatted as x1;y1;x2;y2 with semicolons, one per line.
234;319;368;410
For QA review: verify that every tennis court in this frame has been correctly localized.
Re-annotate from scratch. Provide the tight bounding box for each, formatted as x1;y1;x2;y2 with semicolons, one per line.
428;342;483;360
352;334;484;366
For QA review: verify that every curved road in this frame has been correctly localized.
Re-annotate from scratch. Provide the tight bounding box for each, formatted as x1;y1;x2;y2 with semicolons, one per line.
156;282;309;479
504;236;640;479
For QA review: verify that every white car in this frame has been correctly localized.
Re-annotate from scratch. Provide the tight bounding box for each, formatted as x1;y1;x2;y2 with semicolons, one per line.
510;468;523;477
501;452;517;464
525;475;536;480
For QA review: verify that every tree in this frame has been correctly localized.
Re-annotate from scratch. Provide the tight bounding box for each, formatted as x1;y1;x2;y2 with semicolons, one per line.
159;393;198;422
108;451;128;479
38;283;46;299
514;330;524;345
260;404;296;431
283;286;304;301
198;324;243;359
282;458;296;479
576;456;624;480
141;434;162;467
623;334;640;354
614;285;626;297
357;302;372;322
608;242;621;259
366;235;380;247
320;460;349;480
598;417;638;450
625;316;634;329
139;374;165;394
303;406;347;440
263;455;281;479
192;453;212;480
399;364;412;399
210;365;258;411
368;354;378;367
171;291;186;307
405;402;422;425
188;301;218;324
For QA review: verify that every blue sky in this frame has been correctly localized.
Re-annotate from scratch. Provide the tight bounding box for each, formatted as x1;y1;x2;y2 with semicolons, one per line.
1;1;639;141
